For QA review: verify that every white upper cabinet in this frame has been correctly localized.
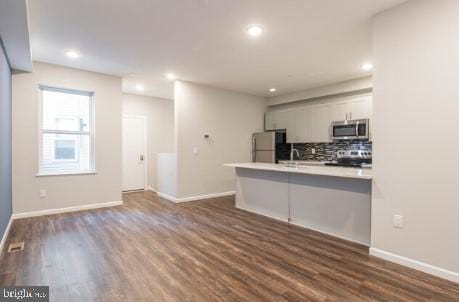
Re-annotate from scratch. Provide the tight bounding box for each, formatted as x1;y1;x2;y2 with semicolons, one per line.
286;108;310;143
330;95;372;121
265;111;286;131
348;96;372;120
309;104;332;142
270;95;372;143
331;101;349;122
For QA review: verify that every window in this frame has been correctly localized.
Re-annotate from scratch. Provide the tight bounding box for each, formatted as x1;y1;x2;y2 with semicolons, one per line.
39;86;95;175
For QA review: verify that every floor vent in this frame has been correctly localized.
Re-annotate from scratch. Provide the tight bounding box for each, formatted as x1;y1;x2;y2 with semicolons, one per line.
8;242;25;253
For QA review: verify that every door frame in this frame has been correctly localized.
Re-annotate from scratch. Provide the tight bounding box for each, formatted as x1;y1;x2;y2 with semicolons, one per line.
122;114;148;191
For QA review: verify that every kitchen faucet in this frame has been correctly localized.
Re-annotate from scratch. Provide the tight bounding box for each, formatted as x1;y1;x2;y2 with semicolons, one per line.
285;147;300;168
290;148;299;161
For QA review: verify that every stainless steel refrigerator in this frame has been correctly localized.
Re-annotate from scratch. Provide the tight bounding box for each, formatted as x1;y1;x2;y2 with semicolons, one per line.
252;132;290;163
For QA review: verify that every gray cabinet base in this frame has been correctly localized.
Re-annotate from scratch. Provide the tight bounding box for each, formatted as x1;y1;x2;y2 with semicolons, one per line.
234;167;371;245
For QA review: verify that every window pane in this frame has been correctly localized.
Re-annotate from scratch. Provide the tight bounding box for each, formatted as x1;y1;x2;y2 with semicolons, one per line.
41;133;91;174
42;90;90;131
54;140;76;160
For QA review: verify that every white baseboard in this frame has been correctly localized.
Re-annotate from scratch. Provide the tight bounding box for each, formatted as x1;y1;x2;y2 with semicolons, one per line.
12;200;123;219
146;186;156;192
156;192;179;202
370;247;459;283
178;191;235;203
0;216;13;257
157;191;235;203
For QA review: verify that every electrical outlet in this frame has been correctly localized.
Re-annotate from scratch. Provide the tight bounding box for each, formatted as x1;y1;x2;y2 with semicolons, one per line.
39;189;47;198
393;214;403;228
311;148;316;155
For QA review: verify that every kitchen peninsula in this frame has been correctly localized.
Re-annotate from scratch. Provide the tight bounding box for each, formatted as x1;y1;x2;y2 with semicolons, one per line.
225;163;372;245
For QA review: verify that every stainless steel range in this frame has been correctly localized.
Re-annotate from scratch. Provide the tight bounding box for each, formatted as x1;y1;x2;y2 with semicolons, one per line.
324;150;372;168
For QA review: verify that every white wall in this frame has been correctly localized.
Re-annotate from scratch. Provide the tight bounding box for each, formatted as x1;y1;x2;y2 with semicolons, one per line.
157;153;177;198
174;81;266;199
268;76;372;106
122;93;174;190
371;0;459;281
12;62;122;214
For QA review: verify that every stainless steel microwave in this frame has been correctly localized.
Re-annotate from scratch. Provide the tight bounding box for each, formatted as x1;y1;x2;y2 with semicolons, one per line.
331;119;370;141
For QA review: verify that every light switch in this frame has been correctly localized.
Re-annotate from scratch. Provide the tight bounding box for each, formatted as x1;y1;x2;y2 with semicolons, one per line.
393;215;403;228
40;189;47;198
193;147;198;155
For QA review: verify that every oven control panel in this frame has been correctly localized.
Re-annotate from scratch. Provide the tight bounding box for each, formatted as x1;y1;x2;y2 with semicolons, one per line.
337;150;372;159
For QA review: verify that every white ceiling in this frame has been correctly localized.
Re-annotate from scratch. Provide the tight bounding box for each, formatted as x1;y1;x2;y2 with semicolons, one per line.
28;0;407;100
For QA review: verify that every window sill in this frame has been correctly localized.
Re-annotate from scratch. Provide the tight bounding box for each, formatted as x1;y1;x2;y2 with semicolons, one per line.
36;170;97;177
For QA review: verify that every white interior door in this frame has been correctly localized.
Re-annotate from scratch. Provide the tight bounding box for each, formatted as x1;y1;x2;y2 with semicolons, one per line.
122;116;146;191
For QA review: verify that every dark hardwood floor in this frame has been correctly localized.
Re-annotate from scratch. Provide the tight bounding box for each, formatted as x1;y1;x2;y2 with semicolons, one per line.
0;191;458;301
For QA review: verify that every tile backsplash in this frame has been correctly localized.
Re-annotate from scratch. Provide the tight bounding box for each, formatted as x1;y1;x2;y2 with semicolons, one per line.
292;141;372;162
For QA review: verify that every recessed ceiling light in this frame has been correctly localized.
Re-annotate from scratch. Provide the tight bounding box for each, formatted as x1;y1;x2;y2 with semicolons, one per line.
65;49;81;59
166;73;177;81
246;25;263;37
269;88;277;92
361;63;373;71
136;84;145;92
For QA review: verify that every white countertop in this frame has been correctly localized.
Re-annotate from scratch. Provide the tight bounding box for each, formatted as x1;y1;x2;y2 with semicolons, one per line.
224;162;372;180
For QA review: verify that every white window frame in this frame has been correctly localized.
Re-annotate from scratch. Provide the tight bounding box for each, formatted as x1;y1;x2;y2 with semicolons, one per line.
38;85;96;176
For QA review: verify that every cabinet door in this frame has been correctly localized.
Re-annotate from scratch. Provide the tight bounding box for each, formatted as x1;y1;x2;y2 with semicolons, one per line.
310;104;332;142
265;111;286;131
331;101;349;122
348;96;371;120
286;108;310;143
